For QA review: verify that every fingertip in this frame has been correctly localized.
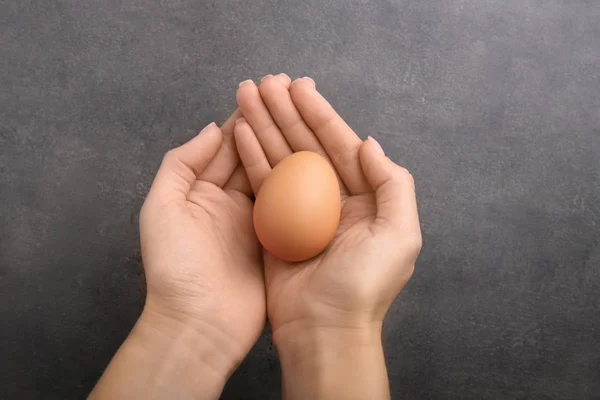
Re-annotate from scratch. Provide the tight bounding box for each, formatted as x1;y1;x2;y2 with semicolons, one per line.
359;138;416;194
201;121;217;132
220;108;243;136
233;117;256;144
259;75;281;92
359;137;392;190
233;117;249;138
290;77;315;91
260;73;291;84
276;73;291;88
359;136;387;174
360;136;388;160
262;73;291;86
359;140;419;231
289;77;321;110
260;73;290;91
302;76;316;87
367;136;385;155
236;80;259;107
161;122;223;181
289;78;316;109
197;122;222;143
291;76;315;88
198;116;242;187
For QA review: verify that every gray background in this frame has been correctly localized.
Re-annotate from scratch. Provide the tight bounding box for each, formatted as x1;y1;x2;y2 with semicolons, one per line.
1;0;599;399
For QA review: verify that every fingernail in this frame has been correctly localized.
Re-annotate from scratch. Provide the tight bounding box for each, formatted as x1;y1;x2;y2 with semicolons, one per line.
235;117;246;125
200;122;217;133
368;136;385;155
302;76;316;87
239;79;254;87
278;73;291;81
261;74;273;82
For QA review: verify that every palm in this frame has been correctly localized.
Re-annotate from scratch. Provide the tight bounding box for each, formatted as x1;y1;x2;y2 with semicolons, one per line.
140;117;267;365
235;75;419;336
265;193;379;331
165;185;264;342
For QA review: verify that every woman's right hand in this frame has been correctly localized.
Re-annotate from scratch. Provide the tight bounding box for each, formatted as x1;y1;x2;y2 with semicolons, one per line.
235;75;422;399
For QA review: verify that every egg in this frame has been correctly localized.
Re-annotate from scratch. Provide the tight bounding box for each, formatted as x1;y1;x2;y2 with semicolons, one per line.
253;151;341;262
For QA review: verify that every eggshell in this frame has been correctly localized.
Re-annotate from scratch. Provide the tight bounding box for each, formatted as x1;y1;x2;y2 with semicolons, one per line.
253;151;341;262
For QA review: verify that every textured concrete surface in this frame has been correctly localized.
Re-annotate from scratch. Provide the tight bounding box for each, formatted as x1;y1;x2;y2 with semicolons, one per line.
1;0;599;399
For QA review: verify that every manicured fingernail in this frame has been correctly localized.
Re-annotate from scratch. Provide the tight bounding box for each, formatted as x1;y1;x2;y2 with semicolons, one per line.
368;136;385;155
278;73;291;81
261;74;273;82
200;122;217;133
239;79;253;87
302;76;316;87
235;117;246;125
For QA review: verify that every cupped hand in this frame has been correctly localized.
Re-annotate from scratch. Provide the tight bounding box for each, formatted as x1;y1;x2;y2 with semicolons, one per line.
235;75;422;342
139;110;265;376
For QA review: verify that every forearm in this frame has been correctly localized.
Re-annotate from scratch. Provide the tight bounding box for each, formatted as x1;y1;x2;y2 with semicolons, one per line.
89;308;234;400
274;323;390;400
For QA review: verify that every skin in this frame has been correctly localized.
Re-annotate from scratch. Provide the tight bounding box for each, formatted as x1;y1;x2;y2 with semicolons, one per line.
89;114;261;400
89;74;421;400
90;76;291;400
236;76;422;400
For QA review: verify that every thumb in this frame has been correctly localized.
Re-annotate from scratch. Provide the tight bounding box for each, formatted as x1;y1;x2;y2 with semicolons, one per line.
150;122;223;200
359;137;419;231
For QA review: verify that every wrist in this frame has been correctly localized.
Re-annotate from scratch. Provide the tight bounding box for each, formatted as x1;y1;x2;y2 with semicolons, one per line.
141;308;237;373
273;321;390;400
89;307;234;400
140;295;248;372
273;320;383;365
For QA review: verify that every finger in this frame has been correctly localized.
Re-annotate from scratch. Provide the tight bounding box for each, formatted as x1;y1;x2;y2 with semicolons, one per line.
237;80;292;166
290;78;370;194
198;109;243;187
259;76;329;158
234;117;272;195
150;123;223;201
261;73;292;88
359;137;420;233
259;76;347;193
223;164;254;197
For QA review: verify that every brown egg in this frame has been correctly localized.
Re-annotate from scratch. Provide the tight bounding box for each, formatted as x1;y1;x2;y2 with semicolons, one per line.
254;151;341;262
